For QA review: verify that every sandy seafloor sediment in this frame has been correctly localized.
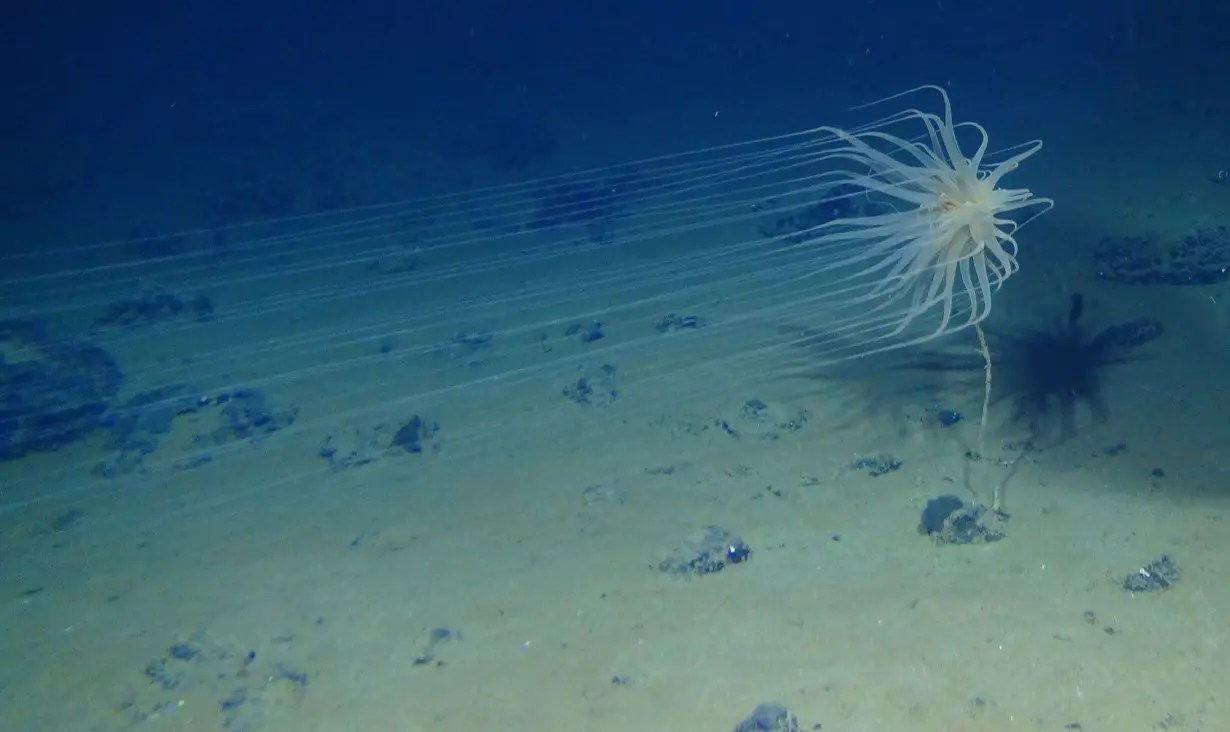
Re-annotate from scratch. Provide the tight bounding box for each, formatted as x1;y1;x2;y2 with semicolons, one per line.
2;79;1230;732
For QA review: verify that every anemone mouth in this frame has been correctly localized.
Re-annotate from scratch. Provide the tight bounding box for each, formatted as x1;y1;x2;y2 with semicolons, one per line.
782;85;1052;357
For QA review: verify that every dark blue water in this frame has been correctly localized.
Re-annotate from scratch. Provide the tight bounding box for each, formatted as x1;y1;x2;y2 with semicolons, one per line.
6;1;1227;210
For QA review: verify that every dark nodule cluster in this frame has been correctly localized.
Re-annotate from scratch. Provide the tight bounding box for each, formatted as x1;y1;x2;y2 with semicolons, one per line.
1122;555;1181;593
1;318;122;461
732;702;801;732
318;414;440;470
1094;226;1230;286
1;315;298;476
90;289;214;330
136;630;308;732
658;525;752;578
849;453;902;477
919;494;1007;545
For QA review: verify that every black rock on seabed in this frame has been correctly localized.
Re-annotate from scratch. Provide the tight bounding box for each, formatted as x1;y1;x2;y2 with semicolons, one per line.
0;318;122;460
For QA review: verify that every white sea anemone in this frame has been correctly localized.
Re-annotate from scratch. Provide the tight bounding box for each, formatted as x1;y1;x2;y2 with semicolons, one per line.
782;85;1052;356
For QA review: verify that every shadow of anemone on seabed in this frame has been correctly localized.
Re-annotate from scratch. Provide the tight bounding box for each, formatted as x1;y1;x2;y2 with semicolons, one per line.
888;294;1164;442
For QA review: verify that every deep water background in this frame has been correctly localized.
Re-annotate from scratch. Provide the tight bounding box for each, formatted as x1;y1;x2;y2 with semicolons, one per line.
5;0;1229;225
9;0;1229;97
